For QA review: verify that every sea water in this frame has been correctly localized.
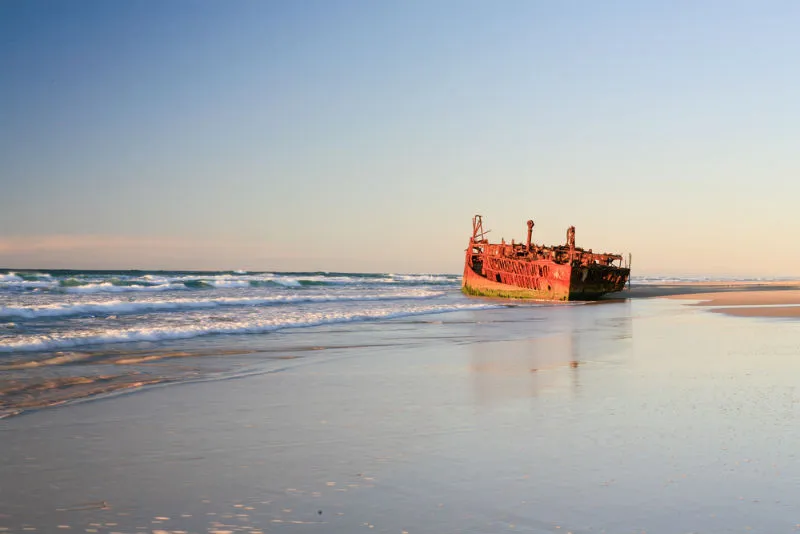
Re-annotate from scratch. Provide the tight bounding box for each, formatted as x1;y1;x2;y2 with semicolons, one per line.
0;269;507;417
0;269;790;418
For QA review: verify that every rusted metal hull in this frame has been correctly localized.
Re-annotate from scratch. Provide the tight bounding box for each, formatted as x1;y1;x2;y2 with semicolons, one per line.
462;215;630;301
462;253;628;300
462;250;572;300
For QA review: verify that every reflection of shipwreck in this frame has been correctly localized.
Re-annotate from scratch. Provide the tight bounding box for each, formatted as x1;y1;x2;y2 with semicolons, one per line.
469;334;579;403
463;215;630;301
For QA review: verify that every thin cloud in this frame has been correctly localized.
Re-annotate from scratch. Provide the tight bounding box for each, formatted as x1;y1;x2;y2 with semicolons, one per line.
0;235;309;270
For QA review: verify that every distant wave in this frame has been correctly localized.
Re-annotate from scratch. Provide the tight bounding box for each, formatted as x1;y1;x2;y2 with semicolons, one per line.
62;281;188;293
0;272;52;282
0;272;57;289
0;290;446;320
387;274;458;283
0;271;461;293
0;302;503;352
0;280;55;290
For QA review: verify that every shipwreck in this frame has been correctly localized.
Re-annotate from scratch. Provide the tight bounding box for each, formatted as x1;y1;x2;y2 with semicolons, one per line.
463;215;630;301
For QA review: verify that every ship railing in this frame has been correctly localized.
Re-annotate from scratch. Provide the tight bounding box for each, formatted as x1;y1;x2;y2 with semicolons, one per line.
471;214;491;241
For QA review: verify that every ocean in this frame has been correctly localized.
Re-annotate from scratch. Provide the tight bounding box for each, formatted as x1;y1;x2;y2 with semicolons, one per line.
0;269;480;352
0;269;505;418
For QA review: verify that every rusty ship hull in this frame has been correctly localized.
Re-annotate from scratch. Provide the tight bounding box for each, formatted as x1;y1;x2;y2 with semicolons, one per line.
462;216;630;301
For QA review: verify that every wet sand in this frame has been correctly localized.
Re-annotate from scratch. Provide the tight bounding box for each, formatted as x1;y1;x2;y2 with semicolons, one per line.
2;295;800;533
710;305;800;317
668;288;800;317
620;279;800;299
625;281;800;318
0;348;259;420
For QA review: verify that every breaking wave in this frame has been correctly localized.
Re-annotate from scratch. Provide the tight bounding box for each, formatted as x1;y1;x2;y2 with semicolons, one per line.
0;302;503;352
63;282;188;293
0;290;446;320
0;270;461;294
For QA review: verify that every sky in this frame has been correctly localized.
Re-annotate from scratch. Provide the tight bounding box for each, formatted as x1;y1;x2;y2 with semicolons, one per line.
1;0;798;275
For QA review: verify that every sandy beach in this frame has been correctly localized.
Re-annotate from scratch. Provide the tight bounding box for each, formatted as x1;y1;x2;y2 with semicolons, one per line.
665;286;800;317
2;281;800;533
622;279;800;299
626;282;800;317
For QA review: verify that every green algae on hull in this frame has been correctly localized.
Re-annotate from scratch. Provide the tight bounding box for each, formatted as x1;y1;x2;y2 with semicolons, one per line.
461;283;568;301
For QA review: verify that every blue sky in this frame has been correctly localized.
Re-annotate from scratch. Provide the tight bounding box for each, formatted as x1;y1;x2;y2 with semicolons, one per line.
1;1;798;274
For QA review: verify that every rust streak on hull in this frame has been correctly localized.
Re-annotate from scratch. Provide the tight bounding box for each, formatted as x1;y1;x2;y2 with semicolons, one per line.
462;215;630;301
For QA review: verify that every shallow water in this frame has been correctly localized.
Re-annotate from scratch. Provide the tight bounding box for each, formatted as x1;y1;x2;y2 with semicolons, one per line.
1;269;505;418
1;295;798;533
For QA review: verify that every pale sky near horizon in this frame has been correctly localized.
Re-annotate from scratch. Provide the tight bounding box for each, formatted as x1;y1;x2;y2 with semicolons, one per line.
1;1;799;275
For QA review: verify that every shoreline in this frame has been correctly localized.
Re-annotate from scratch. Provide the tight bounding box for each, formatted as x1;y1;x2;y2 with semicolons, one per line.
621;280;800;299
623;281;800;318
4;281;800;420
666;287;800;318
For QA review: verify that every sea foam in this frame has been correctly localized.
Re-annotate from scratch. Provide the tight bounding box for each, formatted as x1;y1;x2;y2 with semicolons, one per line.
0;302;503;353
63;282;187;293
0;290;446;320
